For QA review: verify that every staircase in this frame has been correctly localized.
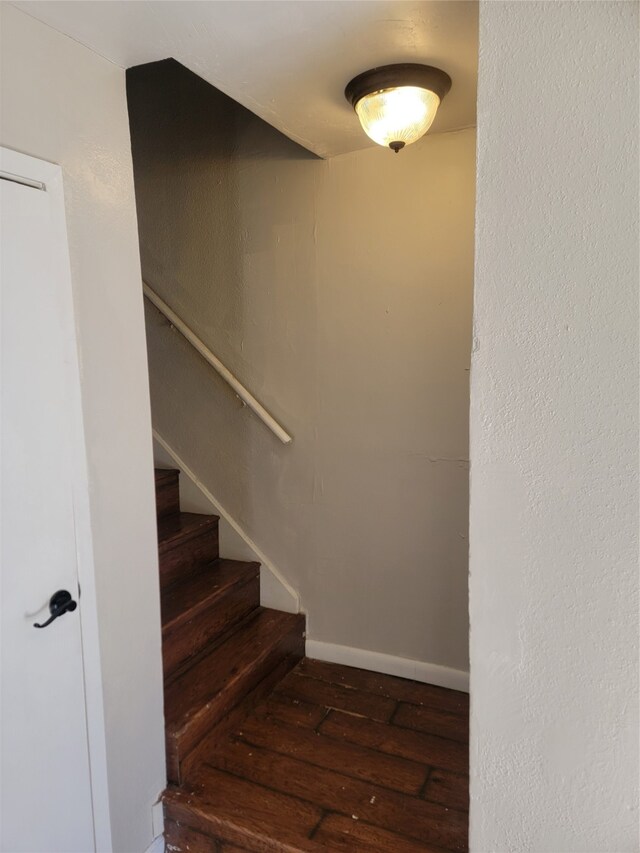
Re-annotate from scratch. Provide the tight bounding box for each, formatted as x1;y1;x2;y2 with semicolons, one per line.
155;467;469;852
154;468;305;784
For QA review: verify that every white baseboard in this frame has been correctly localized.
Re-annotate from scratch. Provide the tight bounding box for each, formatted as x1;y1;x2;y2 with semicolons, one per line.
142;797;164;853
305;639;469;693
144;834;164;853
152;429;300;614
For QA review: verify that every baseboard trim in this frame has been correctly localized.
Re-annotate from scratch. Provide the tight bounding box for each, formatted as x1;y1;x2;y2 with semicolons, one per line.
152;428;300;613
305;640;469;693
144;834;164;853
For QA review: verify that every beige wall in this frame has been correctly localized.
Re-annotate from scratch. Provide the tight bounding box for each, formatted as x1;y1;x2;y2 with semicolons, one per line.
470;1;638;849
136;59;474;675
1;6;165;851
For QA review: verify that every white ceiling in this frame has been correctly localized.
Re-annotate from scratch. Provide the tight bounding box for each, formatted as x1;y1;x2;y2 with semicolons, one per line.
13;0;478;158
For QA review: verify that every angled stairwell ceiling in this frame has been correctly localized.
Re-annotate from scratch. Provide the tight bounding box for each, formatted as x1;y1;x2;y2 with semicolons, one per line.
12;0;477;158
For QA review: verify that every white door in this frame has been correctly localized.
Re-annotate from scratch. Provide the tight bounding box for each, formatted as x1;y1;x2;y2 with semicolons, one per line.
0;149;96;852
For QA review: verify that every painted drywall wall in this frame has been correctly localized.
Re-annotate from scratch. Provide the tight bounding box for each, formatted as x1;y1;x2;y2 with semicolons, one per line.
129;60;474;677
0;7;166;852
470;2;639;850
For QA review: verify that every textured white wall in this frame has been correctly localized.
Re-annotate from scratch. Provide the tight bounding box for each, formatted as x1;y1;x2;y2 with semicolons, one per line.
470;2;639;850
132;60;475;676
0;7;166;851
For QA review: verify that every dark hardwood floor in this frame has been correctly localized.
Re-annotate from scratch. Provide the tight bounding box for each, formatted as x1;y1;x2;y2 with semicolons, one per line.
164;659;469;852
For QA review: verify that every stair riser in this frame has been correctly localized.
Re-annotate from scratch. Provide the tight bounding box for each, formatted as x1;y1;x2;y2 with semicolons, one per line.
160;526;220;587
165;821;256;853
155;472;180;520
163;573;260;681
167;621;305;783
179;651;305;785
164;802;309;853
163;822;215;853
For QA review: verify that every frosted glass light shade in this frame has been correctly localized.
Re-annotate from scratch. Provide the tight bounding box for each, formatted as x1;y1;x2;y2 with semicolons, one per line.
345;64;451;153
355;86;441;149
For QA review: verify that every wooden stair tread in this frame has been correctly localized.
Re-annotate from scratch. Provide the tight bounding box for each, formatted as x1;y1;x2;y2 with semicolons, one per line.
161;558;260;632
154;466;180;482
178;654;307;784
165;608;304;781
158;511;220;589
158;511;219;551
164;821;260;853
166;670;469;852
166;609;303;732
164;766;323;852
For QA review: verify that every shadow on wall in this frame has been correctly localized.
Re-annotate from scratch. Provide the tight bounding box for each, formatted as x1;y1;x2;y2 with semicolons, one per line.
128;58;319;544
127;58;474;674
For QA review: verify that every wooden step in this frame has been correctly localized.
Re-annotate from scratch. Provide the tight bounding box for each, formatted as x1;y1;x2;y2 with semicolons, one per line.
161;559;260;680
164;821;220;853
165;820;260;853
158;511;219;587
166;756;460;852
165;608;304;782
164;767;324;852
179;651;306;785
154;467;180;520
165;663;468;853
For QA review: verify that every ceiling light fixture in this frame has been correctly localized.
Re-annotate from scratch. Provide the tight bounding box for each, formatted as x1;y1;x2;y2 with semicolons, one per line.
345;63;452;153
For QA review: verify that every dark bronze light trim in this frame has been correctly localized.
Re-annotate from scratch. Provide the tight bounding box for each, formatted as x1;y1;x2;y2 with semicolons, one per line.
344;63;452;109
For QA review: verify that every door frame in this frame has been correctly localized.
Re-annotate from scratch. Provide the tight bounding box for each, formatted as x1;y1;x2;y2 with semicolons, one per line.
1;146;112;851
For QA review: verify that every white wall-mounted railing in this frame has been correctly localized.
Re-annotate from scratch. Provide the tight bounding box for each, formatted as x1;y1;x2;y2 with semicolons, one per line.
143;282;293;445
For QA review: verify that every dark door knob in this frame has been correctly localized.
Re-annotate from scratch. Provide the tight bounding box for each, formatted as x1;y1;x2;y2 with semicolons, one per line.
33;589;77;628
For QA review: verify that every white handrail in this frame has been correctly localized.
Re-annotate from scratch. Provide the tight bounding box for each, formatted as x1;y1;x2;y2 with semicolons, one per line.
143;282;293;445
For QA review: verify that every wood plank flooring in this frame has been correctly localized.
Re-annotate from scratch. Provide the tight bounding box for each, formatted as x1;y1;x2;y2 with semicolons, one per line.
165;659;469;852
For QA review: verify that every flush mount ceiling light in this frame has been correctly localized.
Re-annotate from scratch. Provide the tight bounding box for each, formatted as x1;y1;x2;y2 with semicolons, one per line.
345;63;452;153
